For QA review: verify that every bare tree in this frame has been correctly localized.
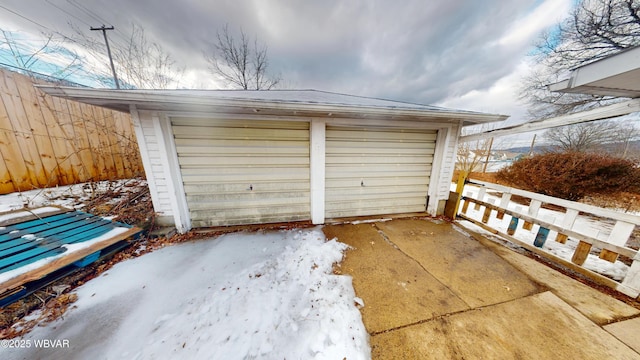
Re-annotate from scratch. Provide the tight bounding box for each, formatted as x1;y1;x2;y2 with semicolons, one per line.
610;121;640;158
522;0;640;119
205;25;280;90
456;139;493;173
544;120;640;157
544;121;616;152
116;25;185;89
69;23;184;89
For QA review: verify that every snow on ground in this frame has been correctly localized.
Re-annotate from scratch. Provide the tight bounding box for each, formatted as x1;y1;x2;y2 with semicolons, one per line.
454;183;631;281
5;228;370;360
0;179;142;213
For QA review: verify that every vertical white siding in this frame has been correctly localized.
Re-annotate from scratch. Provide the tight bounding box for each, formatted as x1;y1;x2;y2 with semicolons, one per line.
156;114;190;233
438;123;461;198
130;109;174;221
425;124;459;215
309;119;326;224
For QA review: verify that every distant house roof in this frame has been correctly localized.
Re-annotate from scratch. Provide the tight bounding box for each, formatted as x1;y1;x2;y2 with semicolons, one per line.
548;46;640;98
36;87;508;126
492;150;521;160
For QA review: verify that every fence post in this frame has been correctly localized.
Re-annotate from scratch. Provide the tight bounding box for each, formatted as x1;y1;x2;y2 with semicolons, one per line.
534;227;550;248
452;170;468;217
523;200;542;230
620;256;640;299
572;241;592;266
497;192;511;220
475;187;486;211
507;216;519;235
601;221;635;263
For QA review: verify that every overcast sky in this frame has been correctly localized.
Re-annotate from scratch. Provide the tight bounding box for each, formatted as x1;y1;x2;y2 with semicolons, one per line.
0;0;574;146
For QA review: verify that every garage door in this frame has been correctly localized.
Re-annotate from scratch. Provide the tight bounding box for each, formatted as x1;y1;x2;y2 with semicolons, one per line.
325;126;436;218
172;118;310;227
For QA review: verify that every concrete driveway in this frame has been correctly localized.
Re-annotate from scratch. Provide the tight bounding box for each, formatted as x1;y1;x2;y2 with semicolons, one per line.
323;217;640;359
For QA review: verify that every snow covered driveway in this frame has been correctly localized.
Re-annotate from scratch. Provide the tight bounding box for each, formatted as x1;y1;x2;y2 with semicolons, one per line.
6;228;370;360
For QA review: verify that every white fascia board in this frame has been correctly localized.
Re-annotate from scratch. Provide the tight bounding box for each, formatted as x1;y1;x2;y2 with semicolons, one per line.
460;98;640;142
570;46;640;87
548;47;640;96
547;79;571;92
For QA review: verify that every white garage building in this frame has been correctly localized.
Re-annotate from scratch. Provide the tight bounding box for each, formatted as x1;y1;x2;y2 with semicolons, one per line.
38;88;507;233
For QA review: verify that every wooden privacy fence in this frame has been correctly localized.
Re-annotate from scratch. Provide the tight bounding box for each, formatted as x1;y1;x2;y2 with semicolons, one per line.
456;178;640;299
0;68;144;194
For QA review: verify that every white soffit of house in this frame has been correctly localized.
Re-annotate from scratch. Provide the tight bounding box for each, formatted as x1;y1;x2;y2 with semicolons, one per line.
548;46;640;98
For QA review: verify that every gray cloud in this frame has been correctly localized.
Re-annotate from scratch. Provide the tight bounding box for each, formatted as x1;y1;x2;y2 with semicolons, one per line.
0;0;550;108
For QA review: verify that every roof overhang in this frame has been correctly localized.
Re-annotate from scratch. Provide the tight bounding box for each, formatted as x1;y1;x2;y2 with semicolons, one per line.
548;46;640;98
35;86;508;127
460;98;640;142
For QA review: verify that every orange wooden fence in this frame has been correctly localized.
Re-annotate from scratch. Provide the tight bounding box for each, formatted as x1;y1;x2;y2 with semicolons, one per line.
0;68;144;194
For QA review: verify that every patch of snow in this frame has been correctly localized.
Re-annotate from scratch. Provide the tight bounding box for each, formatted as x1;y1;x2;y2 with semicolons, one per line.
454;183;634;281
6;228;370;360
348;218;392;225
0;180;144;213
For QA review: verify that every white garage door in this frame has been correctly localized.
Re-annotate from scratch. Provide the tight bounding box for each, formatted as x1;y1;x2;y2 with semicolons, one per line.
172;118;310;227
325;126;437;218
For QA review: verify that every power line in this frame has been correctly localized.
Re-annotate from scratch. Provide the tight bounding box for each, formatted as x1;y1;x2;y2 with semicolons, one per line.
0;4;52;31
64;0;130;49
0;3;120;88
45;0;92;28
67;0;108;25
0;3;82;47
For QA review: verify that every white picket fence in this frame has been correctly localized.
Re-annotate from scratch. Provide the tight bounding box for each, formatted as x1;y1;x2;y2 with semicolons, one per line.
457;179;640;299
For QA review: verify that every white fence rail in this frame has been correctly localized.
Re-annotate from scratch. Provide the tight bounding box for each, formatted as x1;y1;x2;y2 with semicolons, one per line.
457;179;640;299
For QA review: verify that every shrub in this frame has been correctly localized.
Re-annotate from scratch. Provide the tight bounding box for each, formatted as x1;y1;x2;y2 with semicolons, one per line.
496;152;640;201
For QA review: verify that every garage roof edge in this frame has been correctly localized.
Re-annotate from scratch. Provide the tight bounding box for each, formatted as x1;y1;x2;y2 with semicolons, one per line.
35;86;508;124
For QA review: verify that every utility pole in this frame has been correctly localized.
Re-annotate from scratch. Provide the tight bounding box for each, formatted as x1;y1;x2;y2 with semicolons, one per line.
90;25;120;89
528;134;537;157
482;137;493;173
